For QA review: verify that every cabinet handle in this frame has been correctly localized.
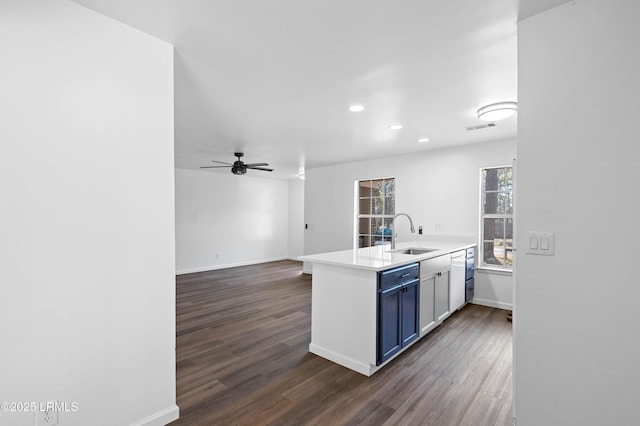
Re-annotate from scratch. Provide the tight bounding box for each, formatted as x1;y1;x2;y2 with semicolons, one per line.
401;273;410;278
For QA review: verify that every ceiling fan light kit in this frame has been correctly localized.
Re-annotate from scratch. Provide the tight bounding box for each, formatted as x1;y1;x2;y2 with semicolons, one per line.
200;152;273;175
477;101;518;122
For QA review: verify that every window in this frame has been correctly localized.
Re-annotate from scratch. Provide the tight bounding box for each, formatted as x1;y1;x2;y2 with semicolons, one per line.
357;178;395;248
480;166;513;268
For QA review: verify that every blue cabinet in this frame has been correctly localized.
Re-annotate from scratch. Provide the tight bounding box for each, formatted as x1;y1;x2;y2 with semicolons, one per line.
465;247;475;302
378;284;402;362
377;263;419;365
401;279;419;345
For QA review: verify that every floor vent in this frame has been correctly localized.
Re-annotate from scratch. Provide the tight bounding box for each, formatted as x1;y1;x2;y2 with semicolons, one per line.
466;122;497;131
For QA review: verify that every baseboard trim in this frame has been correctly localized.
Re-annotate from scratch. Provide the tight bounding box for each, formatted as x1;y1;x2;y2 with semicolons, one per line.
471;297;512;311
131;404;179;426
309;343;372;376
176;257;291;275
308;337;421;377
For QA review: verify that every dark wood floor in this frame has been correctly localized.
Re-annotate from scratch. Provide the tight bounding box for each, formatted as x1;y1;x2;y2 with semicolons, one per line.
172;260;512;425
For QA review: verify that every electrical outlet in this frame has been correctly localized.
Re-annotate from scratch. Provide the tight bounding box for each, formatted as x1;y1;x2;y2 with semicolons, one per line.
36;400;59;426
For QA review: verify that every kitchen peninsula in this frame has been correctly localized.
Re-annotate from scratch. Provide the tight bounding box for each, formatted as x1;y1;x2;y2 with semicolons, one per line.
302;239;476;376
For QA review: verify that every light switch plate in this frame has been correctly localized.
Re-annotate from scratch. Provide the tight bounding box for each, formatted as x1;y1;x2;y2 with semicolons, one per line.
525;231;555;256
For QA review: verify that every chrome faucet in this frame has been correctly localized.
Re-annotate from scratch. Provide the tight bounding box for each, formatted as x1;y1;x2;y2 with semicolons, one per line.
391;213;416;249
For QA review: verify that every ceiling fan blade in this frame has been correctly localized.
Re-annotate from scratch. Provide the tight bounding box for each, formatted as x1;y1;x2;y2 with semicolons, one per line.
244;162;269;167
210;160;232;165
247;166;274;172
200;165;232;168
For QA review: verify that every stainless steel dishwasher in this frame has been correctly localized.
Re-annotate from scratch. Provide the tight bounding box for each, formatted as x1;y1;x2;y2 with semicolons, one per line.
449;250;466;312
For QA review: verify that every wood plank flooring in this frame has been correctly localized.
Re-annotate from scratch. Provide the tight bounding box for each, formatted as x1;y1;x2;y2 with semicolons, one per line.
172;260;512;425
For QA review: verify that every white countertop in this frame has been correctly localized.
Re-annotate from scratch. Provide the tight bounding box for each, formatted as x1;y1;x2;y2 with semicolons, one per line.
300;240;476;271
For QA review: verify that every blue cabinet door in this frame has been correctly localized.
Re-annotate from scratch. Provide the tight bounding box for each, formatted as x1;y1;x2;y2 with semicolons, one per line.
378;284;402;364
401;279;419;346
465;276;475;303
378;278;420;365
377;263;420;366
465;249;475;302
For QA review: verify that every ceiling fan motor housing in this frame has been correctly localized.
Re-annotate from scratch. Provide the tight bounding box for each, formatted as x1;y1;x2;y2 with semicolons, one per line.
232;161;247;175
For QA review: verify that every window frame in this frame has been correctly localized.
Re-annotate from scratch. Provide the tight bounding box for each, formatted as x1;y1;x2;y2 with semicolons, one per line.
355;177;395;249
479;165;513;271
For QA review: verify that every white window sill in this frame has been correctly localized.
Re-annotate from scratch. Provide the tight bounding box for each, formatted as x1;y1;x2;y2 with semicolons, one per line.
476;266;513;276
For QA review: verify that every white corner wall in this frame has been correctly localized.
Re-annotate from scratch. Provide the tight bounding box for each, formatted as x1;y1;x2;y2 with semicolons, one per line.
175;168;290;273
473;270;513;311
287;179;305;259
304;139;516;308
516;1;640;424
0;1;177;425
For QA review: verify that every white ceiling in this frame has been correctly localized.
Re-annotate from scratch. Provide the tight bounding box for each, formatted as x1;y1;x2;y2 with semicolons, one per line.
71;0;568;179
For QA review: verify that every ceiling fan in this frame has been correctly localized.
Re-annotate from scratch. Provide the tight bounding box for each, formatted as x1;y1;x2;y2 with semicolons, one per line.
200;152;273;175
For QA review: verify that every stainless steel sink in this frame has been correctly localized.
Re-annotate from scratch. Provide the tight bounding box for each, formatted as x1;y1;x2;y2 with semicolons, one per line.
390;247;439;255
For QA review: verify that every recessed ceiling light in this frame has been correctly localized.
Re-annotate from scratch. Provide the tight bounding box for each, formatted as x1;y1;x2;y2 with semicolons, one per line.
349;105;364;112
388;124;403;130
418;138;430;143
477;102;518;121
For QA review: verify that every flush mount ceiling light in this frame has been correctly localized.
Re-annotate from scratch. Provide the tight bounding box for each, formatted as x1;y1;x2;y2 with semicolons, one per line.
418;138;430;143
388;124;403;130
349;105;364;112
477;101;518;121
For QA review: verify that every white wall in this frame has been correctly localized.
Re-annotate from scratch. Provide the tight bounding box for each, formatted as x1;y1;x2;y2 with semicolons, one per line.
287;179;305;259
304;139;516;307
175;168;290;273
0;1;177;425
516;1;640;424
473;270;512;311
